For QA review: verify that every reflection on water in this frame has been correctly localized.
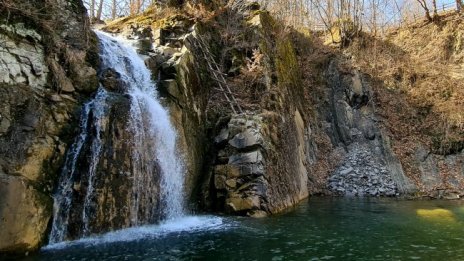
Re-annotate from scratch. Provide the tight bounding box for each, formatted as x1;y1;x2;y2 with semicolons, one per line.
24;197;464;261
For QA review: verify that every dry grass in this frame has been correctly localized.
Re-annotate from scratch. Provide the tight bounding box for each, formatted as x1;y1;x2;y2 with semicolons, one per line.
104;2;221;33
335;14;464;192
284;13;464;193
345;14;464;153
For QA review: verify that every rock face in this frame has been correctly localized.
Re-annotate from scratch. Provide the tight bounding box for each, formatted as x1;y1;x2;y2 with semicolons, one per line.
106;13;209;207
323;60;416;196
105;9;312;216
323;58;464;198
57;91;159;240
0;23;48;89
414;145;464;198
0;174;51;253
0;0;98;254
199;11;312;216
210;113;309;216
212;116;267;216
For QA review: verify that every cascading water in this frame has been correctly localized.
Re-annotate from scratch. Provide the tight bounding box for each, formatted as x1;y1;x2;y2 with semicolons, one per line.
49;31;186;244
49;88;108;243
97;31;185;221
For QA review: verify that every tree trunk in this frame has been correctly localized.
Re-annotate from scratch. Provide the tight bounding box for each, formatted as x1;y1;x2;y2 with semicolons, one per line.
96;0;104;21
432;0;440;22
416;0;432;22
129;0;135;15
112;0;116;19
90;0;95;20
457;0;464;13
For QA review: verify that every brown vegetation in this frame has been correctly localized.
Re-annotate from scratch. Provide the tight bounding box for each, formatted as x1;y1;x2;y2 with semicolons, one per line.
337;13;464;191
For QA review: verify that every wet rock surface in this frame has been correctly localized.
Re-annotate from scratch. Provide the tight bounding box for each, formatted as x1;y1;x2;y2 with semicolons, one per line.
0;0;98;254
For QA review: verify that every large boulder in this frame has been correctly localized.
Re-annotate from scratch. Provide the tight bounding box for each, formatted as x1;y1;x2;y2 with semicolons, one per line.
0;175;51;253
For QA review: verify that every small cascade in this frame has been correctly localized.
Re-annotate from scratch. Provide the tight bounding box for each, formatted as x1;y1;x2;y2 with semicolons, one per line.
81;89;108;235
49;89;108;243
49;31;185;244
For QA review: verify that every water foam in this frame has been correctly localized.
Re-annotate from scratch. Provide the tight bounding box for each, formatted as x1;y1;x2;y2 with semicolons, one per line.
44;216;226;250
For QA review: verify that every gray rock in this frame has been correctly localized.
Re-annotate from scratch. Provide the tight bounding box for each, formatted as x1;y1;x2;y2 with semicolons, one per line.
215;128;230;144
240;164;265;176
229;129;262;150
229;151;264;165
340;167;354;175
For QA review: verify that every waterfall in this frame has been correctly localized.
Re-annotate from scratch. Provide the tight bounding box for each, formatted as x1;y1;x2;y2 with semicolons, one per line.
49;31;185;243
49;88;108;243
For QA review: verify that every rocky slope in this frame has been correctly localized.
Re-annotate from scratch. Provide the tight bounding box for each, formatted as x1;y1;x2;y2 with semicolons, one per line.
338;13;464;198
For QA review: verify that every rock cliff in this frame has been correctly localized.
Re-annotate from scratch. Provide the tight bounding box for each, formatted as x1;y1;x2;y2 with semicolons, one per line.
0;0;98;253
1;0;463;256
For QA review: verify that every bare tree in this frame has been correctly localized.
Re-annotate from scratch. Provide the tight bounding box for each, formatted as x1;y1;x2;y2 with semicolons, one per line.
90;0;95;19
96;0;104;21
112;0;117;19
415;0;432;22
312;0;364;45
457;0;464;13
432;0;438;20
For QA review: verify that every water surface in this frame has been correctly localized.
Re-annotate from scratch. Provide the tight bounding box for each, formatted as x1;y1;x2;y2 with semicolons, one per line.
26;197;464;260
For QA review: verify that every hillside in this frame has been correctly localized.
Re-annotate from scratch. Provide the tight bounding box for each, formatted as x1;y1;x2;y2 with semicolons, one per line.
341;13;464;194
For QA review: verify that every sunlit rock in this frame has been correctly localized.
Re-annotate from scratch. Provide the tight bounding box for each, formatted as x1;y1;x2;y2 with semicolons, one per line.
416;209;456;223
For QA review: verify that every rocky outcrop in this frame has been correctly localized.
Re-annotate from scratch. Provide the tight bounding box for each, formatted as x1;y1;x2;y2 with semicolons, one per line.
105;8;313;216
212;116;267;216
0;0;98;254
324;60;417;196
197;11;313;216
209;112;309;217
322;57;464;198
413;145;464;198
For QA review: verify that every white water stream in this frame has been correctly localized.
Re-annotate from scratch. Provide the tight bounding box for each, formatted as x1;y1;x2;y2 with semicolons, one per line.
48;31;190;244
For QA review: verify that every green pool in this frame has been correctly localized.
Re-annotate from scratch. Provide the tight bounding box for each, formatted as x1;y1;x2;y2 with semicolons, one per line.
24;197;464;260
